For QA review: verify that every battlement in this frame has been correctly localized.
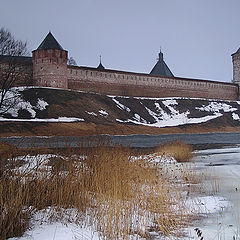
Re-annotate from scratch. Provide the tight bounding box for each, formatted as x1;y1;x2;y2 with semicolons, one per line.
67;66;239;100
1;32;239;100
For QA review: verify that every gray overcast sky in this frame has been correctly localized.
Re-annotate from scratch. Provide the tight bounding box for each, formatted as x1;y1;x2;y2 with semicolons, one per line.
1;0;240;82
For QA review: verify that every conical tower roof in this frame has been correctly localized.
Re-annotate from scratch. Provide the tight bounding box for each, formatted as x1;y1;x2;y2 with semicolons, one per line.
97;56;105;70
232;47;240;56
37;32;64;50
97;61;105;70
150;51;174;77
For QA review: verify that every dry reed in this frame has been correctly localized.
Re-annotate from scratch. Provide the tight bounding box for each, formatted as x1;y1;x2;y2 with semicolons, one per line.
0;141;198;239
156;141;193;162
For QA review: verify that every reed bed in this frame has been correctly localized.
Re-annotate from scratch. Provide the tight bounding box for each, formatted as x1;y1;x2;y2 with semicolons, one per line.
0;141;198;239
156;141;193;162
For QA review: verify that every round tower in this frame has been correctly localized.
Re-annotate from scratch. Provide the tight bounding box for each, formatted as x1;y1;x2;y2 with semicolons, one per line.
232;47;240;86
32;32;68;89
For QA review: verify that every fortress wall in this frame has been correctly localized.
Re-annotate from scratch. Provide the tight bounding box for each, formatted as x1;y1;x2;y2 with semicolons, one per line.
67;67;238;100
0;62;33;87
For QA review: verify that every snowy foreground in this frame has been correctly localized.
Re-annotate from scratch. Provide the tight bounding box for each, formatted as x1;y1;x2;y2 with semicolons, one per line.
8;146;240;240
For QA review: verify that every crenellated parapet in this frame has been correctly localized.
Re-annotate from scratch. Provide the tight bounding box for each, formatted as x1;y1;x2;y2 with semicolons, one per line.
67;66;239;100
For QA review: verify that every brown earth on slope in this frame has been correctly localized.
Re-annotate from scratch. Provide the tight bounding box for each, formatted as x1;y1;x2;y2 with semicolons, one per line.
1;121;240;137
1;87;240;136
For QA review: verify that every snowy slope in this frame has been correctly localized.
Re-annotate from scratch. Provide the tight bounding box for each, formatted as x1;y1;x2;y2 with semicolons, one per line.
1;87;240;128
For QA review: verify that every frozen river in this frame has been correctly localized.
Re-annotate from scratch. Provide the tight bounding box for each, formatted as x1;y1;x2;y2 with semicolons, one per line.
1;132;240;148
185;146;240;239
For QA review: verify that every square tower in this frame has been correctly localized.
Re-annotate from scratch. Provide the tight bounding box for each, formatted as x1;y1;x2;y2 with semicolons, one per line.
32;32;68;89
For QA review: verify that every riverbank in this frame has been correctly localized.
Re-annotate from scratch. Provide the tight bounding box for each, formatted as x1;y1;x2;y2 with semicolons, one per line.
1;121;240;137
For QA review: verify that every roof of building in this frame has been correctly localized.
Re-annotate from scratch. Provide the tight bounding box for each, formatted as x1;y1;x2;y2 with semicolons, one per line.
232;47;240;56
149;51;174;77
97;58;105;70
37;32;64;50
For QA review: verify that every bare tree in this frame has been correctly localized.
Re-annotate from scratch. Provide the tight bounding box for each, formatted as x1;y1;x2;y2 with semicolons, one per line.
68;56;77;66
0;27;31;116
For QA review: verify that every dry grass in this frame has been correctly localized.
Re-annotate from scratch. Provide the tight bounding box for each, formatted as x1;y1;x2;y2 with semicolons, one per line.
1;121;240;137
0;141;200;239
156;141;193;162
0;142;18;159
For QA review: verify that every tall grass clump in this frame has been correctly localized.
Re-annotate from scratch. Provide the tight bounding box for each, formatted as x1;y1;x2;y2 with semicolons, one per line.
0;142;196;239
156;141;193;162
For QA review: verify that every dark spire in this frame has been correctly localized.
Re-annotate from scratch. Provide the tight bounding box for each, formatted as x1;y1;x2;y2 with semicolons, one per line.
232;47;240;56
37;32;64;50
150;50;174;77
97;55;105;70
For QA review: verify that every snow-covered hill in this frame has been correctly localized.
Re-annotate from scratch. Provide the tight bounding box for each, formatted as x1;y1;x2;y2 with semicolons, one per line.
1;87;240;129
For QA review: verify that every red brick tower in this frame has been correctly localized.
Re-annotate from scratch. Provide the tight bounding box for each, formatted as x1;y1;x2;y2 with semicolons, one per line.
232;48;240;83
32;32;68;89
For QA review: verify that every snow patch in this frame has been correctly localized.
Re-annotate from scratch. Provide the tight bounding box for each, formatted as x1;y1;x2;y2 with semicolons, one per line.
196;102;237;113
86;111;98;116
232;112;240;120
1;88;49;118
99;109;108;116
131;154;176;164
185;196;231;215
0;117;84;122
9;208;100;240
117;111;221;128
112;97;131;112
36;99;48;110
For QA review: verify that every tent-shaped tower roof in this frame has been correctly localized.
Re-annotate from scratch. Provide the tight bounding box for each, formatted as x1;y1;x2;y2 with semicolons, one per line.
37;32;64;50
232;47;240;56
97;55;105;70
150;51;174;77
